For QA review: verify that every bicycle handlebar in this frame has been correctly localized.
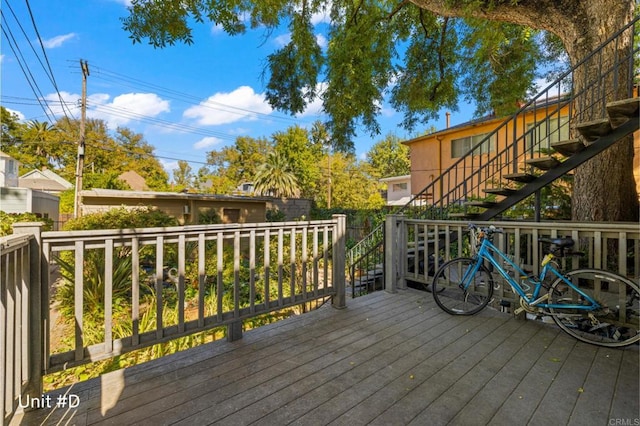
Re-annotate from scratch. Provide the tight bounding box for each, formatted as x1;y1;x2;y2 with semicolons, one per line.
468;223;503;234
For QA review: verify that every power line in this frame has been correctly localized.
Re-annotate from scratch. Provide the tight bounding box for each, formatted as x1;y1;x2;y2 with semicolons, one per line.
23;0;75;119
0;6;56;122
88;64;306;125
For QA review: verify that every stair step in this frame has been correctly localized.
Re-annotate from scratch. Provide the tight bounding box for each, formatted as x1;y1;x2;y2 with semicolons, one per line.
575;118;613;142
449;212;481;219
484;187;517;196
525;156;561;170
465;200;497;208
607;97;640;128
504;172;536;183
551;138;585;156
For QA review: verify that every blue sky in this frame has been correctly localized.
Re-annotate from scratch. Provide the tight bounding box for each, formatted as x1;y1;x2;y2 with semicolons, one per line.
1;0;473;175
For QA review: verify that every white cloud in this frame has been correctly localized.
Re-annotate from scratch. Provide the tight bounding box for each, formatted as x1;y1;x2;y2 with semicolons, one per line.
42;33;77;49
193;136;222;150
0;55;4;64
5;108;25;121
183;86;272;126
44;91;81;117
295;82;327;118
315;33;328;49
211;23;225;34
274;33;291;48
85;92;170;127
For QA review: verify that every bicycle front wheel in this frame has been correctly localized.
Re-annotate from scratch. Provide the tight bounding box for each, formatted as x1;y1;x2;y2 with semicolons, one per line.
548;269;640;347
432;257;494;315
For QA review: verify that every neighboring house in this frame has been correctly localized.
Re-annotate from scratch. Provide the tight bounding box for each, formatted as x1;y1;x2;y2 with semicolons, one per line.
80;189;270;225
403;99;640;201
0;152;60;227
379;175;412;206
234;182;255;195
118;170;148;191
0;151;19;187
19;168;73;195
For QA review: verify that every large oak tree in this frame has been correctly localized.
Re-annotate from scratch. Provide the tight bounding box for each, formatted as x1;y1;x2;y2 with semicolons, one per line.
122;0;638;221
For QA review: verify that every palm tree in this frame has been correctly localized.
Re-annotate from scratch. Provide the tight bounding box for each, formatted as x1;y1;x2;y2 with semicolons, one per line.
253;151;300;198
24;120;60;168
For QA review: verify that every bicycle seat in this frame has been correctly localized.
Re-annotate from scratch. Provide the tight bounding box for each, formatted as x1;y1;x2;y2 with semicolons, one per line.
538;237;575;249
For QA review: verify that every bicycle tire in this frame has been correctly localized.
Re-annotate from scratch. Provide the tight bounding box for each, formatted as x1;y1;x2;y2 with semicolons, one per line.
548;269;640;347
432;257;494;315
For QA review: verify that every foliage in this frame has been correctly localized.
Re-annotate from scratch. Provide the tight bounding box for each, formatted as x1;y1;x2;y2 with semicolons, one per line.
200;136;270;194
0;110;170;192
62;206;178;231
503;177;573;220
266;208;286;222
254;151;300;197
0;211;53;236
121;1;572;151
366;134;411;179
55;207;179;324
271;125;323;199
315;152;386;210
172;160;194;191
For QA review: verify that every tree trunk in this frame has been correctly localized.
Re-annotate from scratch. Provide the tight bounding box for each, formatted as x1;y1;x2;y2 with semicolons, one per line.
410;0;639;222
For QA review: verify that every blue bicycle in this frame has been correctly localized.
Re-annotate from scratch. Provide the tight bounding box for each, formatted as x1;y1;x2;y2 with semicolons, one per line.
431;224;640;347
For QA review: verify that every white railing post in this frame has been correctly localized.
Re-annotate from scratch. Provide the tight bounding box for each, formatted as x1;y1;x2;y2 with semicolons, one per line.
11;223;44;406
332;215;346;309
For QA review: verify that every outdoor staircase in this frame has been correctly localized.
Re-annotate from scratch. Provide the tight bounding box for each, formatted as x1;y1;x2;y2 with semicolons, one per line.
347;16;640;295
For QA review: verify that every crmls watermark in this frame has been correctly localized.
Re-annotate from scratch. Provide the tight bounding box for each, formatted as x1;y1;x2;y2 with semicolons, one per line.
609;419;640;426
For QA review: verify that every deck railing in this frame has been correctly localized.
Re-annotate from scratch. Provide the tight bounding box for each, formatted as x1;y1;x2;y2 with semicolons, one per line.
385;217;640;307
0;216;346;425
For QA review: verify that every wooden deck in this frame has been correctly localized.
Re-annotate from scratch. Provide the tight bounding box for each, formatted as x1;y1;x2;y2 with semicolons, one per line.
13;289;639;426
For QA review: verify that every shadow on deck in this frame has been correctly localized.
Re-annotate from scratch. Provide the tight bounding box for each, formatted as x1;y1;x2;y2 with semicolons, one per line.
13;289;639;426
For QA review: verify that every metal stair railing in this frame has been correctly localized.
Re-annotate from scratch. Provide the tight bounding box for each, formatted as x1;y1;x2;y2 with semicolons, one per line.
347;15;638;282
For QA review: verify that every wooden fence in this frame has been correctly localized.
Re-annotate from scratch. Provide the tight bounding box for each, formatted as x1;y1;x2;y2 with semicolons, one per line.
385;217;640;306
0;216;346;425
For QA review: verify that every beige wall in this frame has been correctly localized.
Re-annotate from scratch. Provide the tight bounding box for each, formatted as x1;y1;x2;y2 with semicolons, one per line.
81;195;267;225
405;104;575;200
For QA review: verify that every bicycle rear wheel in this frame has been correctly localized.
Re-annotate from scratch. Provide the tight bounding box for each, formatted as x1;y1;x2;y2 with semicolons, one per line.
432;257;494;315
548;269;640;347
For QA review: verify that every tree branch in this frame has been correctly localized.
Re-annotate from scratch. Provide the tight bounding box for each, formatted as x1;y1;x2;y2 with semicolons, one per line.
387;0;411;20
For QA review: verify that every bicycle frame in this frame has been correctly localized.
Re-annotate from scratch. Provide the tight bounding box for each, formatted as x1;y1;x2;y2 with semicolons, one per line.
465;236;601;311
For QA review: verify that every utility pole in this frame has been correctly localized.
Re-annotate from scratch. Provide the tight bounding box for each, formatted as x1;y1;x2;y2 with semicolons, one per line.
73;60;89;218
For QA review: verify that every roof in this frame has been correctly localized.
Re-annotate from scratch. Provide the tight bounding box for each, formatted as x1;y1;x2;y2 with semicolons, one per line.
80;188;273;203
379;175;411;183
20;168;73;190
118;170;148;191
403;93;570;145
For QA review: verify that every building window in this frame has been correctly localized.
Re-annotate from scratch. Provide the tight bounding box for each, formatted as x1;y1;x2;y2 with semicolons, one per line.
451;133;496;158
392;182;407;192
526;116;569;150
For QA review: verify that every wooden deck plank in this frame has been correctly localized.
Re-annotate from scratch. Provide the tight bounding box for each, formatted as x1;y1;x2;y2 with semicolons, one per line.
446;323;561;425
92;292;416;425
486;332;578;423
11;289;639;426
176;295;436;425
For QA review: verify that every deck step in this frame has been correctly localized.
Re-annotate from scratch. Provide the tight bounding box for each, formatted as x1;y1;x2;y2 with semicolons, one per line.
575;118;612;142
607;97;639;128
504;172;536;183
484;187;517;196
525;156;561;170
551;138;585;156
